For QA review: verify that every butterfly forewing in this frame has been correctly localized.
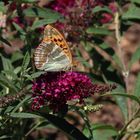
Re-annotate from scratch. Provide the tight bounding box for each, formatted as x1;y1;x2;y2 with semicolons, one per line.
43;25;72;62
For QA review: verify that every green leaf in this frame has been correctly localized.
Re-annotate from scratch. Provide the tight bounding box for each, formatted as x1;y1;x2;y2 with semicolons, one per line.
37;122;54;130
92;123;117;131
25;121;50;136
23;74;32;81
4;106;15;114
20;52;30;86
131;0;140;4
129;47;140;68
21;0;37;3
23;7;62;19
93;129;117;140
31;71;46;79
83;127;90;138
0;136;12;139
122;4;140;20
99;42;110;49
37;111;89;140
112;54;123;68
11;95;31;113
14;66;22;74
83;123;117;140
0;74;18;93
110;85;128;120
0;54;14;71
92;6;112;14
86;27;111;35
10;112;41;118
2;70;18;80
11;51;24;63
78;57;93;68
104;93;140;105
31;19;58;29
0;2;7;12
12;22;26;35
80;41;93;51
21;52;30;75
134;73;140;97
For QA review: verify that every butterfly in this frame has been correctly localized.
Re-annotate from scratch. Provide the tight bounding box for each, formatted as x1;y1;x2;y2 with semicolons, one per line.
34;25;73;71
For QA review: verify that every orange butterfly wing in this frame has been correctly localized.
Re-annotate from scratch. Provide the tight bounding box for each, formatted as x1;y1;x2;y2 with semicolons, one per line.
34;25;72;71
43;25;72;62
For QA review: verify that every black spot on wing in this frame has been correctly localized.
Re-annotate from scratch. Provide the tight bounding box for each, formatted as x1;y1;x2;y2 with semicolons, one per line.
54;38;57;42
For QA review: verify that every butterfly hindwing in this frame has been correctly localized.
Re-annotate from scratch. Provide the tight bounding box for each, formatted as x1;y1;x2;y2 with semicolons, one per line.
34;40;71;71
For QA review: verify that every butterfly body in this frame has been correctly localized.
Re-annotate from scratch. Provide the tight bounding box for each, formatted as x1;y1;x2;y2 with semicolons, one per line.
34;25;73;71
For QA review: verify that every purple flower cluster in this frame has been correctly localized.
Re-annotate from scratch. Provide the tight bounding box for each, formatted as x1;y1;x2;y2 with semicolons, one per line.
49;0;75;16
32;72;116;112
48;0;117;24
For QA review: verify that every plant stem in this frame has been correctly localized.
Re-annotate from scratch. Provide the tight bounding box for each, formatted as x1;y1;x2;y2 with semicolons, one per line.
114;12;128;82
114;12;131;121
83;109;94;140
115;108;140;140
